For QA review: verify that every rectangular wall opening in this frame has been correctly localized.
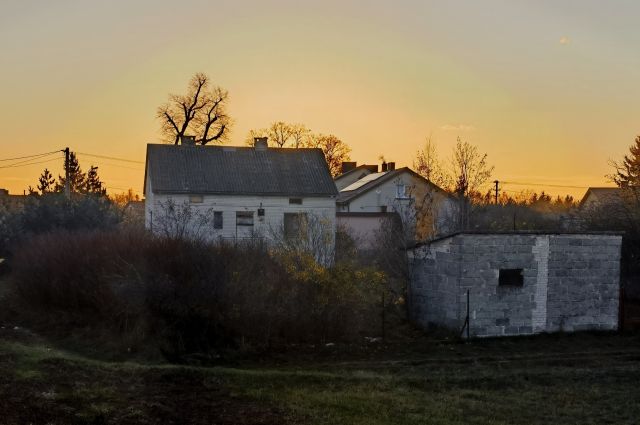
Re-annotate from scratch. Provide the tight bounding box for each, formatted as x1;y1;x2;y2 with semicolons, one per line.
499;269;524;286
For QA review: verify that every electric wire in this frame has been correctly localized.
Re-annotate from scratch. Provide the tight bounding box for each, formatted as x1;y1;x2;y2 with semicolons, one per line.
0;156;61;169
76;152;144;164
0;150;61;162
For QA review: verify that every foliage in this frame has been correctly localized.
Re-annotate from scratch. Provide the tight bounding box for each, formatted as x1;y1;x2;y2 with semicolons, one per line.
28;153;106;196
413;137;451;189
157;73;231;145
109;188;140;206
307;133;352;177
246;121;351;176
7;229;387;359
610;135;640;187
0;193;122;259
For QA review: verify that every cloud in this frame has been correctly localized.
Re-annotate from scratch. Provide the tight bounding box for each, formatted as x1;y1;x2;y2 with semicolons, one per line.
559;36;570;45
440;124;476;132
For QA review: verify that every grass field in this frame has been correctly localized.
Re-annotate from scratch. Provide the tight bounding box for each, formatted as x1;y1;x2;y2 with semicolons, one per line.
1;326;639;425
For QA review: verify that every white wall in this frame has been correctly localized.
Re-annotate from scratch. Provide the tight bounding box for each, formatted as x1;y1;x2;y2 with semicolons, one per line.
145;192;336;243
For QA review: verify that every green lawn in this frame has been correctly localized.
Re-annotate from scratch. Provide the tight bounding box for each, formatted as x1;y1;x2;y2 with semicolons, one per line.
1;328;639;424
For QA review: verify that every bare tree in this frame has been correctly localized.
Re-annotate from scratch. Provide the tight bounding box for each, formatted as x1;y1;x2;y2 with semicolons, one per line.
449;137;494;230
157;73;231;145
413;137;451;190
290;123;311;148
154;199;218;241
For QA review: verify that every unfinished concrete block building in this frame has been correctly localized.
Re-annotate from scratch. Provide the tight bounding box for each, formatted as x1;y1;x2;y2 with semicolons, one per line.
408;232;622;337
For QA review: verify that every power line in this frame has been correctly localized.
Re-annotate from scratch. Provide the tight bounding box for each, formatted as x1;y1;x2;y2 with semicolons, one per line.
76;152;144;164
0;156;61;170
0;150;61;162
501;180;590;189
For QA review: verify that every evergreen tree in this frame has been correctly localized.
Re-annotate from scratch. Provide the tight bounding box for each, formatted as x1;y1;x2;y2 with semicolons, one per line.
37;168;56;194
84;165;106;195
612;135;640;187
55;152;85;193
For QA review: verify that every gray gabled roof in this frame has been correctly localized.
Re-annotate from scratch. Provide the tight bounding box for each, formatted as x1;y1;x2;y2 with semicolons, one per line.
144;144;338;197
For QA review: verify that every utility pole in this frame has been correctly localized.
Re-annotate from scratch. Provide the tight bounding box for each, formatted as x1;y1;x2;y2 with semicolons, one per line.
493;180;499;205
63;147;70;199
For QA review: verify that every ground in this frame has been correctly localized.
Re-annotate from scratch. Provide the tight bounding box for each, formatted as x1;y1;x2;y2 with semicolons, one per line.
1;326;639;425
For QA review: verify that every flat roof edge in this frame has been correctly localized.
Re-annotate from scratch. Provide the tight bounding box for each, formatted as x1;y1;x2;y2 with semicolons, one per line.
410;230;625;249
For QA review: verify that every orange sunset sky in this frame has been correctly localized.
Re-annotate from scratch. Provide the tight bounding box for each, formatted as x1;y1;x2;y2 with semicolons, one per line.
1;0;638;199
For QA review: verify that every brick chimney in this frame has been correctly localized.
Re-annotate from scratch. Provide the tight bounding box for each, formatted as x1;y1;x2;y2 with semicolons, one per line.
387;162;395;171
254;137;268;151
381;161;387;172
180;135;196;146
341;162;357;174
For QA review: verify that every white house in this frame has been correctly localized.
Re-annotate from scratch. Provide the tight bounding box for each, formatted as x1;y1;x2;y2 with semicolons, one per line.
144;137;338;260
336;163;456;246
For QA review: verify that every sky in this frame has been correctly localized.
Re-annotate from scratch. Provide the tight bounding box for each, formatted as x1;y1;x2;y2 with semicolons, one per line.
0;0;638;198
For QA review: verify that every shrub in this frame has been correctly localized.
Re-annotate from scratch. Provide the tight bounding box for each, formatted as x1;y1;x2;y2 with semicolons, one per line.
7;229;386;360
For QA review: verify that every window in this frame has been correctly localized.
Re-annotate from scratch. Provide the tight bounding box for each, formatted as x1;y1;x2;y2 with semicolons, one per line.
289;198;303;205
396;184;407;199
189;195;203;203
236;211;254;227
284;213;308;240
499;269;524;286
213;211;223;229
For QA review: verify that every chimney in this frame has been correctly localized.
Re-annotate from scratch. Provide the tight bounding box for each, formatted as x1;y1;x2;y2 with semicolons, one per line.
341;161;357;174
254;137;268;151
180;135;196;146
0;189;8;196
387;162;395;171
381;161;387;172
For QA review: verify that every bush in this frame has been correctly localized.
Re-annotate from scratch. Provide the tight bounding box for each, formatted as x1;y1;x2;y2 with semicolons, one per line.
7;229;386;360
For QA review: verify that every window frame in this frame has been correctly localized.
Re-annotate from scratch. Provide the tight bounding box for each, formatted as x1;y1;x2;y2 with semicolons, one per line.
235;211;254;227
213;211;223;229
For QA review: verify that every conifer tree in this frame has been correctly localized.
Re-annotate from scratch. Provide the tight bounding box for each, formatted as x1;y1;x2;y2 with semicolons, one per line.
55;152;85;193
612;136;640;187
37;168;56;194
84;165;106;195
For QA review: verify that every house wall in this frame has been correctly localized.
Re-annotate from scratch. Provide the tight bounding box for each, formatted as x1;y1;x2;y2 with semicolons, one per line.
145;191;336;245
336;213;399;250
341;171;455;240
409;233;622;337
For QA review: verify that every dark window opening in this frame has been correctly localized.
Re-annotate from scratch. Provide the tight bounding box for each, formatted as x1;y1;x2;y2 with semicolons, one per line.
257;208;265;217
289;198;303;205
499;269;524;286
213;211;223;229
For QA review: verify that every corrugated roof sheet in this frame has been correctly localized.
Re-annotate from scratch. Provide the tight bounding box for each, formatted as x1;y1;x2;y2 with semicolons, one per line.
145;144;338;197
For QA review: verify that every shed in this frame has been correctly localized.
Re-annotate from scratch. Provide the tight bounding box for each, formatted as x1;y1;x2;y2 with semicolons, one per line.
408;232;622;337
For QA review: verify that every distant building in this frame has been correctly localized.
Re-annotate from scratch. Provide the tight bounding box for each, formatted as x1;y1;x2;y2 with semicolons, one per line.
143;136;338;262
579;187;622;210
408;232;622;337
0;189;27;211
335;162;456;247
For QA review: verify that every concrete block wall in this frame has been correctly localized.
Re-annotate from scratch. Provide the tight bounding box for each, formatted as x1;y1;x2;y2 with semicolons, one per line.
546;235;621;332
409;233;622;337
